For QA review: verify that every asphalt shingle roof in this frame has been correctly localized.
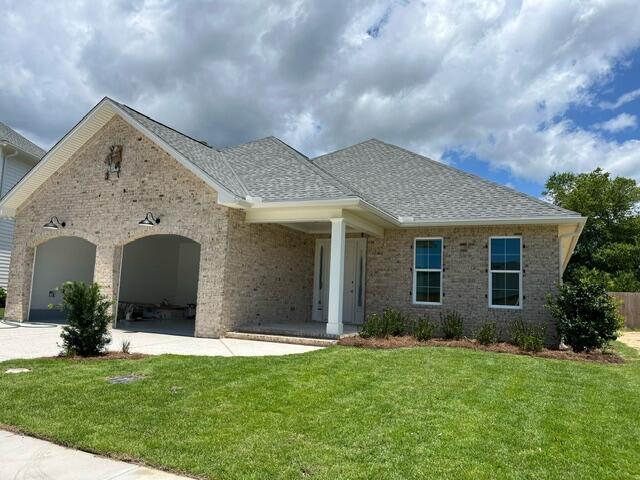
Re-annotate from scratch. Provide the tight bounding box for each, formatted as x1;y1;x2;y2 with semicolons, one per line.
221;137;355;201
115;102;248;197
312;139;579;220
0;122;46;159
114;99;580;221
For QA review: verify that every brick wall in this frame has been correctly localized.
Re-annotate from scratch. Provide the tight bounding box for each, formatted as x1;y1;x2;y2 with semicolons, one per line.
5;116;314;337
4;114;562;341
365;225;560;341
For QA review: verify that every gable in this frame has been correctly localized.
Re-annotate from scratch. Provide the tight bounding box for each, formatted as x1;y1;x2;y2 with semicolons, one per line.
18;115;221;223
0;98;245;217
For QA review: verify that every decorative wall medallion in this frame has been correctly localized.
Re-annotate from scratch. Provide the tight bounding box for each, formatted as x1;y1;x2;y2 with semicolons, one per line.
105;145;123;180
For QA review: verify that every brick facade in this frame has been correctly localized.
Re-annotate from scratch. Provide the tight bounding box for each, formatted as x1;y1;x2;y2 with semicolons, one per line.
366;225;560;341
4;117;313;337
4;115;562;340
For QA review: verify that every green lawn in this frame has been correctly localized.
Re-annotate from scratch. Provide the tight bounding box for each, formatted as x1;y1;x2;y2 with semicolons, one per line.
1;345;639;479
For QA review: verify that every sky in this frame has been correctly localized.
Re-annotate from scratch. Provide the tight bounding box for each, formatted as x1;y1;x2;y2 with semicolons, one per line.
1;0;639;198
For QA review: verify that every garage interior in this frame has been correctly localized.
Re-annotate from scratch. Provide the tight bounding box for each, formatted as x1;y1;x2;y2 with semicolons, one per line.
116;234;200;336
29;236;97;322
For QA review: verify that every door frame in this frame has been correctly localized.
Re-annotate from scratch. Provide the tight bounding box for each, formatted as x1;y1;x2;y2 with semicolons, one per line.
312;237;367;324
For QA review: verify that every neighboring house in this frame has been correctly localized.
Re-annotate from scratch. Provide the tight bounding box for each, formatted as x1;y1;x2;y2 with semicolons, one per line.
0;123;44;289
0;98;585;341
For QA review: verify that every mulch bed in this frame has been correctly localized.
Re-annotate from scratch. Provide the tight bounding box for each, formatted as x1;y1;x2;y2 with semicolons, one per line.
45;352;149;361
338;336;625;364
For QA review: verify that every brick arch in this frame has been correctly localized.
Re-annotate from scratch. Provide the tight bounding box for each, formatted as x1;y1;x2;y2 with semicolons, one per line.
29;230;100;249
114;226;205;249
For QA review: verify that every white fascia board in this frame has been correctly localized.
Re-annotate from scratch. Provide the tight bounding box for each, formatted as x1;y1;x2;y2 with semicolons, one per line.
0;97;117;215
0;142;42;163
400;216;587;227
107;100;245;206
248;197;361;209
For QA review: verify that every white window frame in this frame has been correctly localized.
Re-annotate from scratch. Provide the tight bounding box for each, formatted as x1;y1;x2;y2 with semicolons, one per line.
413;237;443;305
488;235;523;309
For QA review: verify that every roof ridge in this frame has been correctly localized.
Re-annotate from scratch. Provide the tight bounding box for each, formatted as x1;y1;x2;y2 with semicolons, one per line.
310;138;378;163
375;139;579;217
266;137;361;199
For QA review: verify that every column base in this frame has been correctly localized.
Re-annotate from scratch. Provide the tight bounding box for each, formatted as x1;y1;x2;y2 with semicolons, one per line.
326;322;343;336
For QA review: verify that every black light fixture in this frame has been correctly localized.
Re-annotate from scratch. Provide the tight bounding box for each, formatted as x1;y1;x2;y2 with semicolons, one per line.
138;212;160;227
43;216;66;230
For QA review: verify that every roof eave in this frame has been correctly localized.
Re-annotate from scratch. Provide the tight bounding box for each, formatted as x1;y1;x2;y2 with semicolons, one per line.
397;216;587;227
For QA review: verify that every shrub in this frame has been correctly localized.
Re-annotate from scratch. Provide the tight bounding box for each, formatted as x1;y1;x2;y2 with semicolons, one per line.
440;311;463;340
56;282;112;357
547;269;623;353
475;320;497;345
509;317;545;352
412;316;435;342
121;340;131;354
0;287;6;308
360;308;408;338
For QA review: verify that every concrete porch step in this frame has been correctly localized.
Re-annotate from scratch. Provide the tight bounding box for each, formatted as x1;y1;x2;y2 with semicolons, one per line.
225;331;338;347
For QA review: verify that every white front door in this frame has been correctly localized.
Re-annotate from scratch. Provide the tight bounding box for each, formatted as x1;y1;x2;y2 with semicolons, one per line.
312;238;366;324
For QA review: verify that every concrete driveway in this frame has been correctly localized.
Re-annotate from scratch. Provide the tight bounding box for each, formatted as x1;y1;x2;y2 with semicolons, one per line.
0;321;322;361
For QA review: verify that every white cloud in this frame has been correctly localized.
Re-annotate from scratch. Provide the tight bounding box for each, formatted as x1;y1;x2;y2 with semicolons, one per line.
0;0;639;184
594;113;637;133
599;87;640;109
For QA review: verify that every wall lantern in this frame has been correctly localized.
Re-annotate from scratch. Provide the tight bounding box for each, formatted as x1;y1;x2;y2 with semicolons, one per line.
43;216;66;230
138;212;160;227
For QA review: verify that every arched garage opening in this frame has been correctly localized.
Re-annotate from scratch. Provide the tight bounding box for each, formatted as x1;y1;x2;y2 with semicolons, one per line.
29;236;97;322
116;234;200;336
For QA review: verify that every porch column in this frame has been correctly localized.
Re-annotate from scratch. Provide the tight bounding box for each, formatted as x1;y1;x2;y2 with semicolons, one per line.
327;217;346;336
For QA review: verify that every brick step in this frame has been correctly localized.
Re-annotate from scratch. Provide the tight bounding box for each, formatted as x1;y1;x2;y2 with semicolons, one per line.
224;331;338;347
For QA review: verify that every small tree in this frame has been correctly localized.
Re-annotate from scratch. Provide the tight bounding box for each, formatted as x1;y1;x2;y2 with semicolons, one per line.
56;282;112;356
547;269;623;352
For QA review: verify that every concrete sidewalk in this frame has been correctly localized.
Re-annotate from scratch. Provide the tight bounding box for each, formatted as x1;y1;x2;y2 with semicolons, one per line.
0;322;322;361
0;429;189;479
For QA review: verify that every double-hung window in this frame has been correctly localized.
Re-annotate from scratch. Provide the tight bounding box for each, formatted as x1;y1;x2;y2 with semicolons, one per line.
489;236;522;308
414;238;443;304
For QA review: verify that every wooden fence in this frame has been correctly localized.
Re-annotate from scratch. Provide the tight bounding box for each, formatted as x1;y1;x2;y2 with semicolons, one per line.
610;292;640;329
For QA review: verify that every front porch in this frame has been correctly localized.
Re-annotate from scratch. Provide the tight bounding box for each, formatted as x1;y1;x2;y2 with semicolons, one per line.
233;320;359;339
242;205;390;338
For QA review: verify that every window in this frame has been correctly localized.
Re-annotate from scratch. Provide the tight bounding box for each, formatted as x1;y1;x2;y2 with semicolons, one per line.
414;238;443;304
489;237;522;308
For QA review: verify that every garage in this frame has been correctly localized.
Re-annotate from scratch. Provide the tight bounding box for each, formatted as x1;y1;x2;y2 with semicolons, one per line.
29;236;97;322
116;234;200;336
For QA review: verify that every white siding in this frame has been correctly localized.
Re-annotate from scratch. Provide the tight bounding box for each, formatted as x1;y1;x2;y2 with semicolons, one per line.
0;154;37;289
2;155;33;196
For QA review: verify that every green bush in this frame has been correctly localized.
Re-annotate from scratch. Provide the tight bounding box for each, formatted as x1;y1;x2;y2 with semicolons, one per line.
509;317;545;352
547;268;623;353
55;282;112;356
440;311;463;340
0;287;6;308
360;308;408;338
412;316;435;342
475;320;497;345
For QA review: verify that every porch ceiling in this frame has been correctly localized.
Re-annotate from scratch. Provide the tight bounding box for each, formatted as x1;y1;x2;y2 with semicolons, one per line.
244;206;390;237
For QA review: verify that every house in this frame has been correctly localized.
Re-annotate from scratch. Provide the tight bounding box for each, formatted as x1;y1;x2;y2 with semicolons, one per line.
0;123;44;289
0;97;585;340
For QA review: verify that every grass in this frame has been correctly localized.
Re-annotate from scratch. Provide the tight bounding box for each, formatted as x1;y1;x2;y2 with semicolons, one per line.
1;345;639;479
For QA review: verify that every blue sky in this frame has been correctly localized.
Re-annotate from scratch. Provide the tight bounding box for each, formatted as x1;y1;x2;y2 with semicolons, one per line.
448;47;640;197
1;1;639;200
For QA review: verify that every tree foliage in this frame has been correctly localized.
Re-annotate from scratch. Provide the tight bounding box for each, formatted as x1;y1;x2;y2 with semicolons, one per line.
544;168;640;290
